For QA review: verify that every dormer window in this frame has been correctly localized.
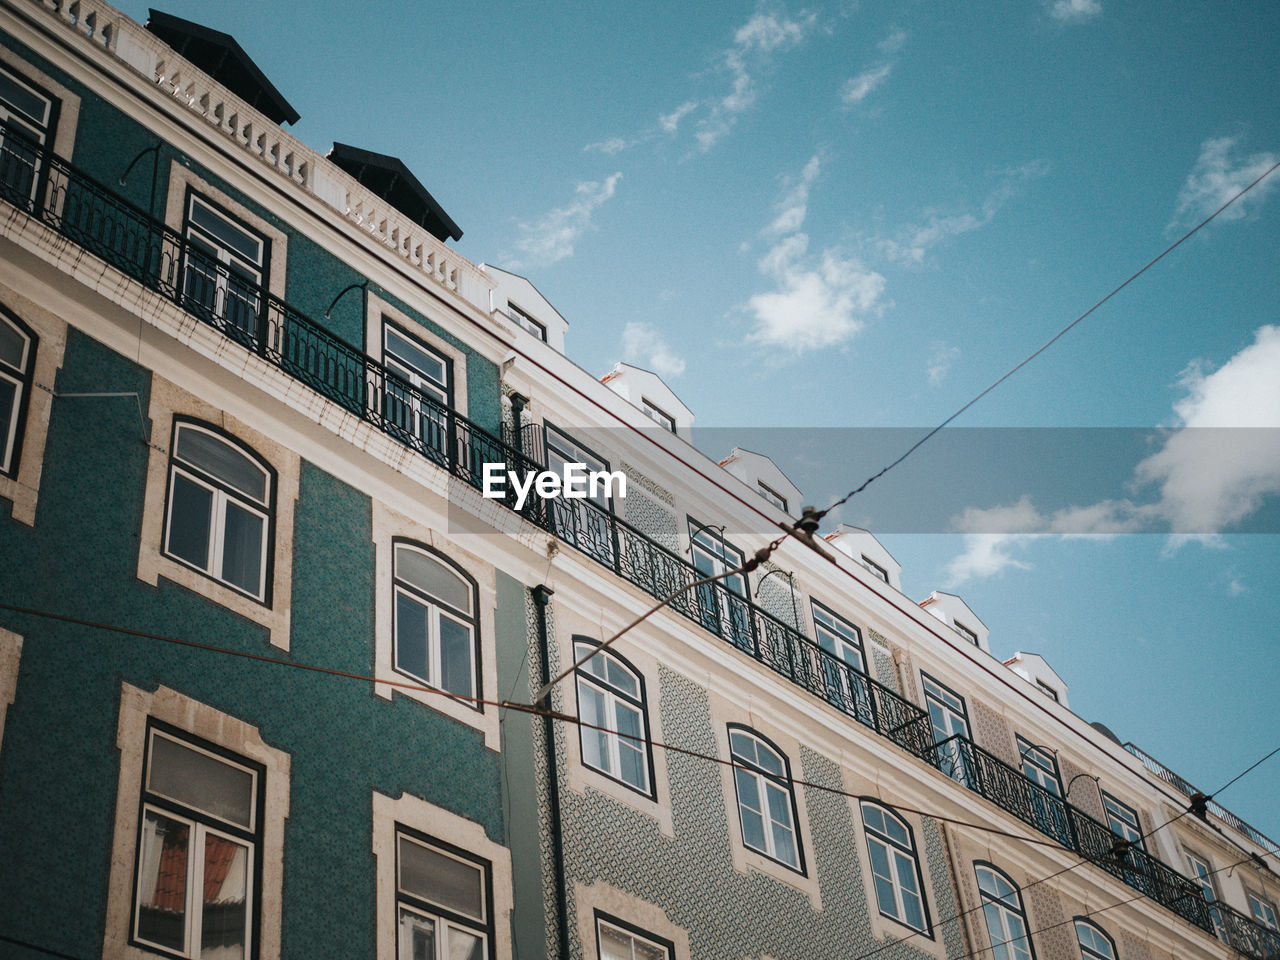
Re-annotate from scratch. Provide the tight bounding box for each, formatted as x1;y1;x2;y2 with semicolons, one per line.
954;621;978;646
861;555;889;583
1036;680;1059;702
507;302;546;341
641;398;676;433
757;481;788;513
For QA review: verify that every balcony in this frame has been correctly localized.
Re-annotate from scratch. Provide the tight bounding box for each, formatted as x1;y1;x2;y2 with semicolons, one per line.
2;129;1274;955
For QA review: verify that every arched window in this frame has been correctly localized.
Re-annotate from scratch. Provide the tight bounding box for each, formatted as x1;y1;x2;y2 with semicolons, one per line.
728;726;802;871
164;420;274;601
392;541;479;703
860;800;930;934
573;639;653;796
975;863;1036;960
1074;919;1116;960
0;306;36;478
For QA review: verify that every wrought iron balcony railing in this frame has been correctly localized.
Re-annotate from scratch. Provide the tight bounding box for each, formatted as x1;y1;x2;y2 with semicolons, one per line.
6;128;1274;955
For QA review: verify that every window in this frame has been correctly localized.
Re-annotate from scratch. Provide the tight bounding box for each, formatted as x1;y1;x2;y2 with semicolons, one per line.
1100;792;1144;852
384;321;453;458
921;674;973;787
182;192;267;342
0;64;56;204
574;639;653;796
975;863;1036;960
954;620;978;645
641;398;676;434
860;801;930;934
396;829;492;960
544;425;617;566
811;600;873;725
756;480;787;512
164;421;274;602
393;541;480;702
506;302;546;341
1185;850;1224;937
1074;919;1116;960
596;914;673;960
1248;891;1278;931
132;724;262;960
861;554;889;583
1035;679;1059;702
728;726;802;872
0;306;35;478
1017;739;1065;839
688;520;753;652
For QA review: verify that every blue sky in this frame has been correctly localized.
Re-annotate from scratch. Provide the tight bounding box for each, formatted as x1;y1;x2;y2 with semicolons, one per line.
112;1;1280;841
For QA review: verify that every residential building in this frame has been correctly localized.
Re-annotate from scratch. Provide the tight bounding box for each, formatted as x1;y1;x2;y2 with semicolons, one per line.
0;3;1277;960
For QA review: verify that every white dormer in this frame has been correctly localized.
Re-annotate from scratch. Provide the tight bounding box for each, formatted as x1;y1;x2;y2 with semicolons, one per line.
718;448;802;518
481;264;569;354
919;591;990;653
1003;651;1069;708
600;362;694;441
823;524;902;591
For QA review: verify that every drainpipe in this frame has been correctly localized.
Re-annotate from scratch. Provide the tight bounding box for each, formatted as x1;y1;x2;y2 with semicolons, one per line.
532;584;569;960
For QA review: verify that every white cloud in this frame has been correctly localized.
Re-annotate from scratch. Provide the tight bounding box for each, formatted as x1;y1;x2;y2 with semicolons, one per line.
1135;325;1280;533
879;160;1049;264
659;101;699;135
942;327;1280;581
1229;578;1247;597
585;136;630;155
693;8;816;152
927;341;961;386
878;27;907;55
509;173;622;268
1050;0;1101;22
621;322;686;379
1169;137;1279;232
745;155;886;353
841;64;892;105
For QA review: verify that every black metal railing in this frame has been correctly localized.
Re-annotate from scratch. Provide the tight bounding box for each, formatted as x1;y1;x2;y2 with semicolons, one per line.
6;127;1275;955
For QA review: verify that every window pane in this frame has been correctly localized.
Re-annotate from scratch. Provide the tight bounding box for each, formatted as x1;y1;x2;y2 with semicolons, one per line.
387;328;448;386
200;834;249;960
735;772;767;852
221;501;265;596
0;318;25;369
399;908;435;960
445;926;484;960
396;547;472;613
599;925;632;960
604;658;639;699
0;377;17;472
148;733;255;829
577;684;609;772
135;810;190;953
189;199;263;265
438;614;475;698
175;427;267;503
168;473;213;569
399;836;485;920
395;592;430;683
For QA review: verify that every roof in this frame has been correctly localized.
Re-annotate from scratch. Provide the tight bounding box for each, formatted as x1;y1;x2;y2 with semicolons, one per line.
327;143;463;243
146;10;300;125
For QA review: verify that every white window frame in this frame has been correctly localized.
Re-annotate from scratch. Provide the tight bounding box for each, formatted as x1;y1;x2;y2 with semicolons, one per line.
392;540;480;704
861;554;889;583
755;479;788;512
0;62;55;204
506;302;546;341
181;191;267;340
383;320;453;456
975;863;1036;960
1017;739;1062;797
641;398;676;434
860;800;931;935
0;305;35;478
728;726;802;872
1185;849;1224;937
103;684;290;960
1074;918;1116;960
921;673;972;786
1100;791;1144;851
596;914;673;960
131;725;261;959
1248;890;1279;931
163;420;274;603
573;639;653;797
688;519;753;650
395;829;492;960
954;620;979;645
